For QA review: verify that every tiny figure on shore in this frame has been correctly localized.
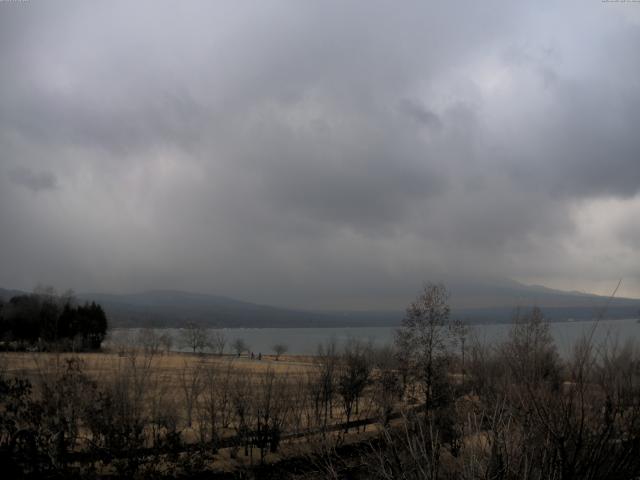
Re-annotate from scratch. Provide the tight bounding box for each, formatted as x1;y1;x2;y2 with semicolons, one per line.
250;351;255;360
258;352;262;361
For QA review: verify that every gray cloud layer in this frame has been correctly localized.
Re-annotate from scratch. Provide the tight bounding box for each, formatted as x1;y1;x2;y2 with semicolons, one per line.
0;1;639;308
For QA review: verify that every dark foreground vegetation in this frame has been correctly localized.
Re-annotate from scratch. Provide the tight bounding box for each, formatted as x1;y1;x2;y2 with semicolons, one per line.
1;284;639;479
0;288;108;351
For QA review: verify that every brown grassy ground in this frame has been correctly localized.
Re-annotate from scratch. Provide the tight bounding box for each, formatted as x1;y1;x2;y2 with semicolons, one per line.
0;350;317;379
0;350;392;476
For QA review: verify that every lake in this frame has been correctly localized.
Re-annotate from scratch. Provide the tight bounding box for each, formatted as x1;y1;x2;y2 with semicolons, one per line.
111;318;640;356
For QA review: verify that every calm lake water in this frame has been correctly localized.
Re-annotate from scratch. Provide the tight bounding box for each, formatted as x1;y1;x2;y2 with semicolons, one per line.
112;318;640;357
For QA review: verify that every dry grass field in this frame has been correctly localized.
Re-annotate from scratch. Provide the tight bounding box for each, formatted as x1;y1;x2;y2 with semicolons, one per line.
1;350;317;380
0;348;390;477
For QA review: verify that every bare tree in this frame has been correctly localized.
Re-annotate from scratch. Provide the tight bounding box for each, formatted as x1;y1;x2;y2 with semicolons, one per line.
450;319;470;385
180;322;211;354
136;328;162;355
316;340;339;428
232;338;248;357
85;348;158;476
230;372;251;457
158;331;173;353
288;373;313;435
179;361;203;428
395;283;453;410
501;306;560;386
371;345;403;426
250;368;292;462
198;361;233;448
337;340;372;430
211;329;227;355
272;343;288;360
108;329;134;356
32;355;94;470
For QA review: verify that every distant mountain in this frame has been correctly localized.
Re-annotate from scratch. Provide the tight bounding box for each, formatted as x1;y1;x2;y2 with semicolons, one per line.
446;278;640;322
77;290;410;328
75;290;363;328
2;280;639;328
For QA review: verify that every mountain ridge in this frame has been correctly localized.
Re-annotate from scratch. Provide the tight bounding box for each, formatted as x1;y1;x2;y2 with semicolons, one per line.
1;281;639;328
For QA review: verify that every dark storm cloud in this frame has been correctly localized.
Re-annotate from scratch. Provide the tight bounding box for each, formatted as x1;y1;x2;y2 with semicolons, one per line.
7;166;57;192
0;89;208;155
0;0;639;307
398;99;443;130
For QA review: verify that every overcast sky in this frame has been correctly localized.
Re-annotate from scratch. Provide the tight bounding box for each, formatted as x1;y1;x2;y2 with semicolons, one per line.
1;1;639;309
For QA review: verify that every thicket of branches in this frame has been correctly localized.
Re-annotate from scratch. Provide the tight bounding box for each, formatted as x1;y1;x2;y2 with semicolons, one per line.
1;283;639;479
363;284;640;480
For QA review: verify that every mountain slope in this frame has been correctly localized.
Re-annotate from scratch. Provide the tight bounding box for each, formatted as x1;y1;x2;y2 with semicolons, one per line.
2;281;639;327
76;290;367;328
445;278;640;322
77;282;640;327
